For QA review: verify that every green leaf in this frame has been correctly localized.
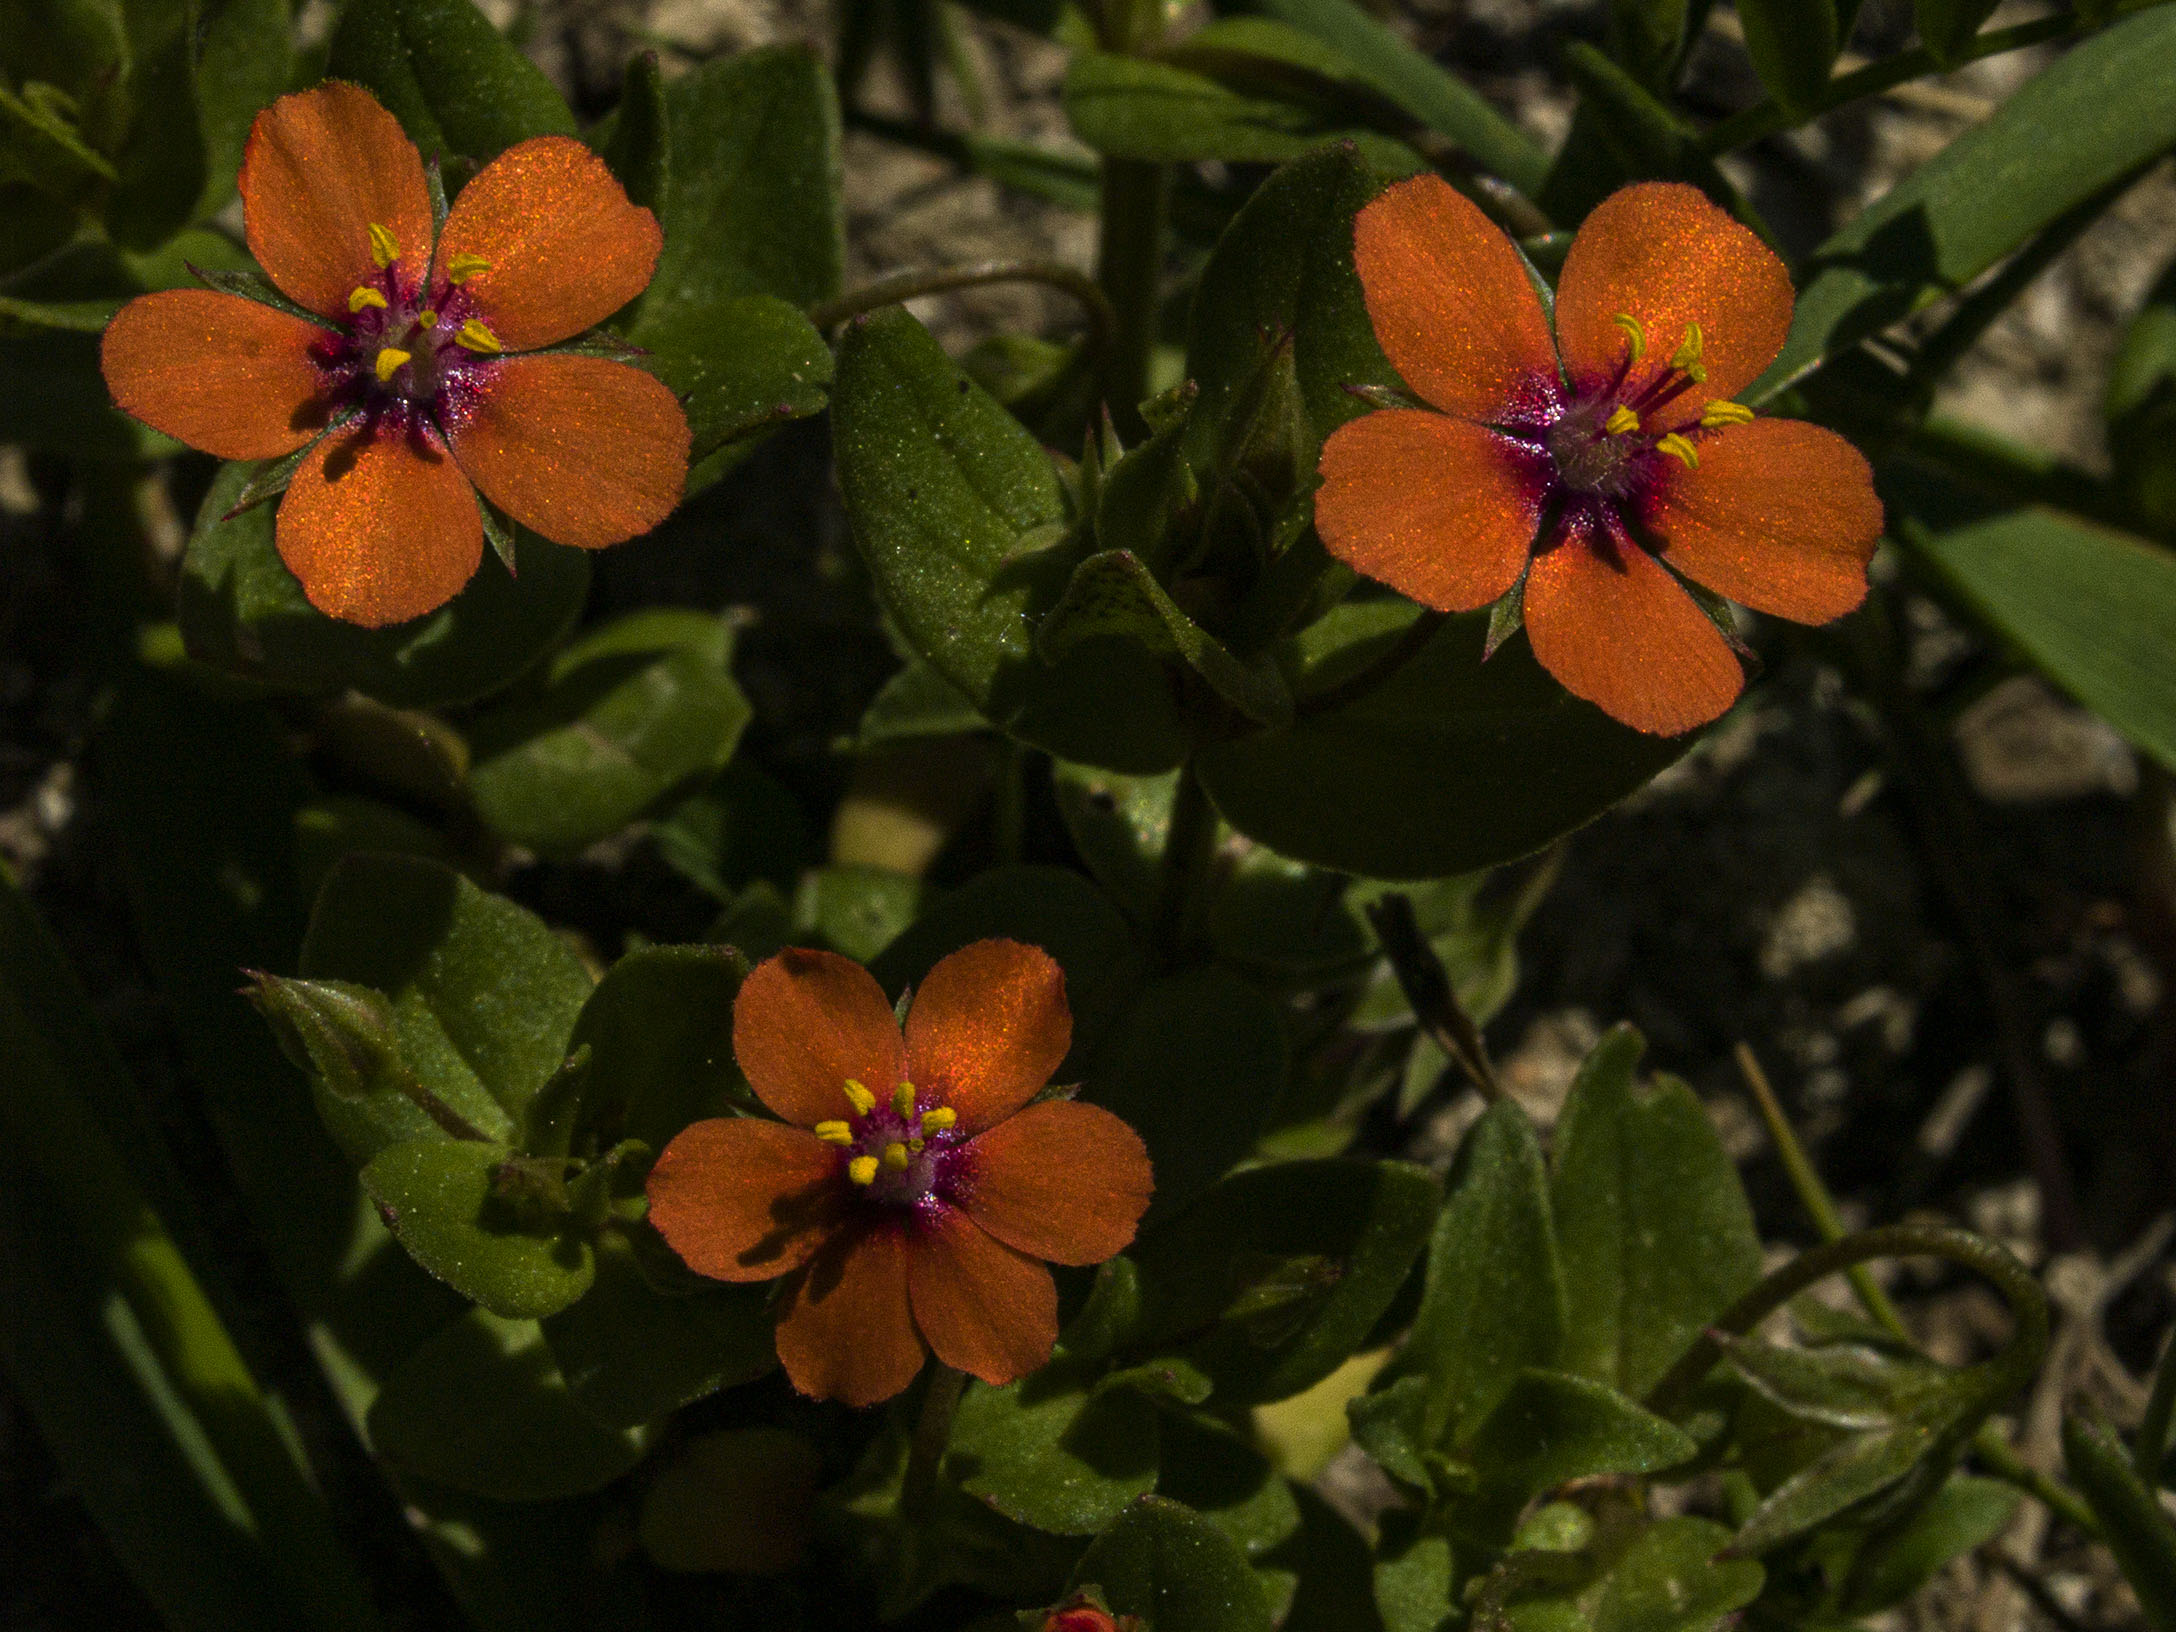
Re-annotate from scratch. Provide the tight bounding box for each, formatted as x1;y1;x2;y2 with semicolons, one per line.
635;293;834;486
1734;0;1837;118
637;1428;820;1572
328;0;577;161
466;609;751;854
1846;1474;2019;1613
1606;0;1690;88
795;864;934;962
1461;1371;1698;1525
1374;1525;1455;1632
1728;1422;1936;1556
1160;1412;1303;1563
2064;1411;2176;1632
596;48;668;211
1069;1495;1276;1632
366;1308;652;1500
1131;1159;1441;1405
1905;508;2176;772
0;328;174;454
1197;605;1686;880
1392;1099;1564;1446
1348;1374;1434;1490
1589;1518;1763;1632
180;459;590;710
194;0;292;218
540;1230;773;1429
947;1366;1161;1535
649;761;808;899
2108;256;2176;531
542;942;740;1158
1210;0;1547;196
639;45;844;324
1;80;118;200
302;853;594;1153
833;305;1188;772
361;1137;597;1319
1914;0;2004;68
870;863;1147;1075
106;0;207;247
1550;1025;1761;1401
1084;964;1286;1226
1756;7;2176;399
858;659;989;746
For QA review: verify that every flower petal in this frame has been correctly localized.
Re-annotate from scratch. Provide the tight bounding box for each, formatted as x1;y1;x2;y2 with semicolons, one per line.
903;939;1070;1135
1315;409;1549;612
774;1222;924;1407
905;1208;1058;1387
433;136;662;351
101;290;335;460
1522;509;1743;737
1642;419;1882;623
239;83;433;321
448;355;688;550
275;420;483;628
1553;182;1793;431
644;1118;845;1283
733;947;906;1128
1354;173;1563;426
953;1100;1152;1267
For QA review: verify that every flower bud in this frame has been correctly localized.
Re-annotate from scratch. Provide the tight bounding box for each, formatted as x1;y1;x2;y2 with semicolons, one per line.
243;972;405;1101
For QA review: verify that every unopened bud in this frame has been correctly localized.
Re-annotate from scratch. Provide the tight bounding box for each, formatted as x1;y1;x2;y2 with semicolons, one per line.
244;972;404;1101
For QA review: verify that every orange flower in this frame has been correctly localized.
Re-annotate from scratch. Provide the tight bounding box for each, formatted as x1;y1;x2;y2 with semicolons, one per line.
645;940;1154;1407
1315;178;1883;737
101;82;689;628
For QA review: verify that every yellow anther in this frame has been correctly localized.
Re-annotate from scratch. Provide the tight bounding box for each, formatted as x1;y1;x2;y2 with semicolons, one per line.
1612;311;1646;363
1670;322;1707;383
908;1137;925;1154
348;285;388;313
1657;432;1700;469
919;1107;956;1133
1604;405;1641;436
1700;399;1755;429
373;347;411;383
842;1080;877;1117
847;1155;879;1185
881;1142;911;1172
368;222;400;268
892;1082;917;1119
445;252;491;284
417;309;438;328
814;1121;854;1145
454;319;501;354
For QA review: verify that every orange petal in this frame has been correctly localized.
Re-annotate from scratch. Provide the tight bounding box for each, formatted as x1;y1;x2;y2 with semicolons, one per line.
953;1100;1152;1267
1553;182;1793;431
448;355;688;550
905;1208;1058;1387
774;1223;924;1407
275;421;483;628
733;948;906;1128
644;1118;846;1283
433;136;662;351
101;290;334;460
1522;510;1744;737
1642;419;1881;623
1315;409;1548;612
903;939;1070;1135
1353;173;1563;425
239;83;433;320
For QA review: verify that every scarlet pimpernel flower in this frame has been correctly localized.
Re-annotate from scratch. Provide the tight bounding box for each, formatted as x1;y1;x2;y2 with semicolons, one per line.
101;82;690;628
646;940;1154;1407
1315;178;1883;736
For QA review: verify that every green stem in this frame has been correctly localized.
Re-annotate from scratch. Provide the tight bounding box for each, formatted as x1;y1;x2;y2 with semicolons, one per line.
2139;1329;2176;1485
808;260;1116;352
1371;894;1502;1100
1095;156;1170;436
1151;763;1222;966
903;1362;966;1513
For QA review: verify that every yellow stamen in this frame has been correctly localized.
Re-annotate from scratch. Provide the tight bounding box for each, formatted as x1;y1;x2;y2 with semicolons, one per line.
881;1142;910;1172
842;1079;877;1117
1604;405;1640;436
1670;322;1707;384
373;347;411;383
1612;311;1646;363
908;1137;925;1154
348;286;388;313
814;1121;854;1145
454;319;501;354
1700;399;1755;428
417;309;438;328
847;1155;878;1185
1657;432;1700;469
367;222;399;268
445;252;491;284
892;1082;917;1119
919;1107;956;1133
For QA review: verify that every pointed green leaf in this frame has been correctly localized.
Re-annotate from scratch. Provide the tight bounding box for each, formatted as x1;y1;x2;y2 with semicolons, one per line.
329;0;577;161
1847;1475;2020;1614
1463;1370;1698;1521
1734;0;1838;117
948;1367;1161;1535
1069;1496;1276;1632
2063;1411;2176;1632
1729;1423;1935;1556
361;1138;597;1319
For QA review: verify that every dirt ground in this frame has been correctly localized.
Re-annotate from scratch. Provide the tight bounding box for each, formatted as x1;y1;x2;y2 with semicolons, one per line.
4;1;2174;1629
